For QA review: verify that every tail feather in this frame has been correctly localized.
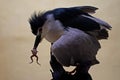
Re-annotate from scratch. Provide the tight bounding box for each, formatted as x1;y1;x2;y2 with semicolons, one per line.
87;29;109;40
97;29;109;40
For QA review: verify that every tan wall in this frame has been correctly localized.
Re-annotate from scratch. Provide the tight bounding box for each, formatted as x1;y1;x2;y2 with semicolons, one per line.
0;0;120;80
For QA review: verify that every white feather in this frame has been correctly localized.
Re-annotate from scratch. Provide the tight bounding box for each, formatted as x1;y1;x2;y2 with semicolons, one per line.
41;14;65;43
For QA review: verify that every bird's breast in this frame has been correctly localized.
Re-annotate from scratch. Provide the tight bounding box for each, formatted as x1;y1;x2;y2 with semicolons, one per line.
41;18;65;43
45;30;63;43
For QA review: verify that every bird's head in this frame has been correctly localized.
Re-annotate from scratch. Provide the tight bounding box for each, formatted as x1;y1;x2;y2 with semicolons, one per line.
29;12;46;35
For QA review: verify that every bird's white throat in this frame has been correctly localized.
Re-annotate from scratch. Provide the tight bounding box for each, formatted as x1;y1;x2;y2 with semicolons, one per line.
41;14;65;43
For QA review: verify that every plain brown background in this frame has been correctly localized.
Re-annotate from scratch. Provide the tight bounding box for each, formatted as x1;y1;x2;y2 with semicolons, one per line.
0;0;120;80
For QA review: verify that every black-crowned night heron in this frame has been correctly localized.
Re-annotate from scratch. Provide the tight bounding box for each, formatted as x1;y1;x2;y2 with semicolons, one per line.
29;6;111;80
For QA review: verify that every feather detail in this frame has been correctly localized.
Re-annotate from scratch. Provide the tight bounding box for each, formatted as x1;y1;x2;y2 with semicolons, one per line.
71;6;98;14
82;15;112;30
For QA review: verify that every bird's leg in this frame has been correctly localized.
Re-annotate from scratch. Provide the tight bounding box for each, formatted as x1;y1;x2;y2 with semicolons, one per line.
73;64;92;80
50;43;68;80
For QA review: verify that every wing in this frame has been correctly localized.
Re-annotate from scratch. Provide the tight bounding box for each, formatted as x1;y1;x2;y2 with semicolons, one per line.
70;6;98;14
49;6;111;39
45;6;111;31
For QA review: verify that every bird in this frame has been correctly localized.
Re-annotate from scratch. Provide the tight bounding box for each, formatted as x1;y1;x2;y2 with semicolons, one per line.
42;14;101;65
29;6;111;80
29;6;102;65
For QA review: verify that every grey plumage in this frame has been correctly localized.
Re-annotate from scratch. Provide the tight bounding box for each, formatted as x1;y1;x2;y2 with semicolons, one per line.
41;14;101;67
52;27;100;67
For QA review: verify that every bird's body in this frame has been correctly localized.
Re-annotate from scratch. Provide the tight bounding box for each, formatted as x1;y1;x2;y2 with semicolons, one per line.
41;14;100;67
52;27;100;67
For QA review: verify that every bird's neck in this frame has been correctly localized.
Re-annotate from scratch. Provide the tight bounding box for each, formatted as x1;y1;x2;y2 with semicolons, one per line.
41;19;65;43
